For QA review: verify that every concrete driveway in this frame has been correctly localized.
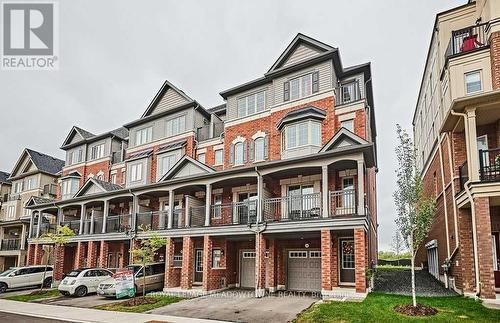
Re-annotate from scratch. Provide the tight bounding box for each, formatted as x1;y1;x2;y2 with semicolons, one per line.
149;289;319;323
39;294;122;308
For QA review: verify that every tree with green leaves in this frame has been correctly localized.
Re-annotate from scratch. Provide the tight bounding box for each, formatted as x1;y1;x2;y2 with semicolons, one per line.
36;225;76;291
131;226;167;298
391;231;404;257
393;124;436;307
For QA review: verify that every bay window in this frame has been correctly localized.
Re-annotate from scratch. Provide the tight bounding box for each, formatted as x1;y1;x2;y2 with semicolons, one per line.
283;120;321;149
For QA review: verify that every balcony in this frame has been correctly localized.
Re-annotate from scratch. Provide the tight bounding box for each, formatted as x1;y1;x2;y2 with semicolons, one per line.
105;214;132;233
445;23;488;60
136;211;168;230
264;193;321;221
335;80;363;106
209;201;258;225
196;122;224;141
60;220;81;234
479;148;500;182
0;238;21;251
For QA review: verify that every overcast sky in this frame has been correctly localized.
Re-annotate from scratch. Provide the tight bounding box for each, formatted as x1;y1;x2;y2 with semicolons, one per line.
0;0;464;250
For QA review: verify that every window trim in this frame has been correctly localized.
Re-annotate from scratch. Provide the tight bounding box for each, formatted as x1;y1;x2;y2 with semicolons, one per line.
282;120;322;150
135;126;153;146
214;149;223;166
129;162;143;182
237;90;266;118
289;73;313;101
212;249;222;269
254;137;265;162
197;153;206;164
166;114;187;137
90;143;105;160
464;70;482;95
234;142;244;165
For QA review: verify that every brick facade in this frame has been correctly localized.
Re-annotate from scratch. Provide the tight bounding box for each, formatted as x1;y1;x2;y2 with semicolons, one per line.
180;236;194;289
354;228;366;293
490;31;500;90
53;245;65;281
321;230;333;291
474;198;495;298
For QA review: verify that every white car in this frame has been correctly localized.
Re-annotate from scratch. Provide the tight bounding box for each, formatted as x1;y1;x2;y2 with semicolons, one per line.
0;265;53;293
58;268;113;297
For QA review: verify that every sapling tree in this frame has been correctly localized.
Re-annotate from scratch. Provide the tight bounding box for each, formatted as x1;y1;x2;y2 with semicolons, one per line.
393;125;435;307
131;226;167;298
37;225;75;291
391;231;404;257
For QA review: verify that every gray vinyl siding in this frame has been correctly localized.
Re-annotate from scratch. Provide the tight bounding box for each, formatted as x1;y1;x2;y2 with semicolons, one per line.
87;138;111;160
126;157;149;187
68;132;83;145
226;84;273;121
273;60;335;106
65;145;86;165
151;88;190;115
282;44;321;68
194;110;208;129
128;108;196;148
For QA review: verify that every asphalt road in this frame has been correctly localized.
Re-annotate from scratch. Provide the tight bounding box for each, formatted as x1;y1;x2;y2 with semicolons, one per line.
0;312;75;323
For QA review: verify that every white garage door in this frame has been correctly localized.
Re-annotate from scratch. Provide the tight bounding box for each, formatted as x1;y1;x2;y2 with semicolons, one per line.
240;251;256;288
287;250;321;292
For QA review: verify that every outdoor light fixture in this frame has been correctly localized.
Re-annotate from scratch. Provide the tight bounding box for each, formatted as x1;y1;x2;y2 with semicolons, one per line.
221;249;225;256
305;243;310;248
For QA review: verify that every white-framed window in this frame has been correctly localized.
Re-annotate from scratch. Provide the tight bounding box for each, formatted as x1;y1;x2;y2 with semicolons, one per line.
212;249;222;268
289;251;308;258
283;120;321;149
135;126;153;146
61;178;79;199
212;194;222;219
465;70;482;95
13;181;22;194
242;251;256;258
166;115;186;137
111;173;117;184
159;154;177;176
197;153;206;164
130;163;143;182
309;251;321;258
341;119;354;132
26;177;37;190
290;74;312;100
7;206;15;218
235;142;244;165
69;148;83;165
237;91;266;118
173;255;183;267
254;137;265;161
24;208;32;216
90;143;105;160
96;173;104;180
214;149;223;165
341;240;355;269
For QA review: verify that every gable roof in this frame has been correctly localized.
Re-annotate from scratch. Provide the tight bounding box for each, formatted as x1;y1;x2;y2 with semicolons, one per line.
73;178;123;198
141;80;194;118
268;33;334;72
26;196;54;207
319;128;369;153
0;171;11;184
61;126;129;150
159;155;215;181
9;148;64;180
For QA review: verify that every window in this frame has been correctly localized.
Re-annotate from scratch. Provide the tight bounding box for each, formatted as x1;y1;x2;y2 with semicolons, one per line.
26;177;37;190
341;119;354;132
166;115;186;137
309;251;321;258
173;255;183;267
286;72;319;101
212;249;222;268
284;120;321;149
465;71;482;95
61;178;79;199
121;170;126;185
289;251;308;258
111;173;117;184
130;163;143;182
90;144;105;160
69;149;82;165
7;206;15;218
97;173;104;180
242;251;256;258
13;182;22;193
197;153;206;164
254;137;265;161
135;127;152;146
235;142;244;165
214;149;223;165
212;194;222;219
237;91;266;118
341;240;355;269
159;154;177;176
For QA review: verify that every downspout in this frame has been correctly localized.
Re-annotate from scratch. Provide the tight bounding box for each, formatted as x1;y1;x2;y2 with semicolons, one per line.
450;109;480;297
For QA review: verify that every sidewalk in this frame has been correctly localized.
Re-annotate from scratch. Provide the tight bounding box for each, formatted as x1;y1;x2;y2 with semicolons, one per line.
0;299;228;323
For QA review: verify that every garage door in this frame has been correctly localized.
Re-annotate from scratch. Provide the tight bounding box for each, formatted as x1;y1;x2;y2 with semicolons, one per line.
240;251;255;288
287;250;321;292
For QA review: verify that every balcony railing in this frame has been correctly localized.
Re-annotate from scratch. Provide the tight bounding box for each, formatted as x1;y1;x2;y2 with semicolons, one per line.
60;220;81;234
0;238;21;251
335;80;363;106
479;148;500;182
172;209;183;228
263;193;321;221
136;211;167;230
445;23;488;59
106;214;132;233
196;122;224;141
209;201;258;225
39;223;57;236
189;206;206;227
329;189;356;216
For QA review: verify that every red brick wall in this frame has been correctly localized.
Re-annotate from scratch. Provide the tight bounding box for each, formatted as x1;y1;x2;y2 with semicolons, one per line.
321;230;333;290
354;228;366;293
53;245;65;281
490;31;500;90
474;198;495;298
180;236;194;289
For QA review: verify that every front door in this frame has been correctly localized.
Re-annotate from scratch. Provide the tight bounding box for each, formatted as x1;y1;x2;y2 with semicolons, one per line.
194;249;203;283
493;232;500;288
238;193;257;224
339;238;355;284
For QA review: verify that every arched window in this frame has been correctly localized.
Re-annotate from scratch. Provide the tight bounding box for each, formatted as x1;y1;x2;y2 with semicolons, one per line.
235;142;244;165
254;137;265;161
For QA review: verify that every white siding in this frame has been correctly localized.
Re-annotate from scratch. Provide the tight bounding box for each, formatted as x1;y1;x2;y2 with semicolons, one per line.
282;44;322;68
151;88;190;115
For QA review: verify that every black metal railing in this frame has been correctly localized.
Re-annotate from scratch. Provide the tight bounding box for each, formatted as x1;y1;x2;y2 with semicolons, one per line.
0;238;20;251
479;148;500;182
263;193;321;221
106;214;131;233
136;211;167;230
458;161;469;191
60;220;81;234
335;80;363;106
445;23;488;59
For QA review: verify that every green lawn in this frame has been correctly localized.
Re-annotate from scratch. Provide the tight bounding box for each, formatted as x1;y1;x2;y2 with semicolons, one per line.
94;295;183;313
296;292;500;323
5;289;62;302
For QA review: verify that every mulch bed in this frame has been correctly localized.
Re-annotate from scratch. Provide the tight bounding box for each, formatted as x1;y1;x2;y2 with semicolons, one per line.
394;303;438;316
119;297;159;306
28;290;51;295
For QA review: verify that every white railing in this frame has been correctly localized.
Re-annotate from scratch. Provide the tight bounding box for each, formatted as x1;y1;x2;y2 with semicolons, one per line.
329;189;356;216
263;193;321;221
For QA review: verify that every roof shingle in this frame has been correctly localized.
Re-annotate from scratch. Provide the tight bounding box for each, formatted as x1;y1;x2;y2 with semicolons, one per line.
26;149;65;175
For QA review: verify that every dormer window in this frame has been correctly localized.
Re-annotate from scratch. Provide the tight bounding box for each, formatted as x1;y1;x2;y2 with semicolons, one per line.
90;143;105;160
136;126;152;146
68;148;83;165
284;72;319;101
237;91;266;118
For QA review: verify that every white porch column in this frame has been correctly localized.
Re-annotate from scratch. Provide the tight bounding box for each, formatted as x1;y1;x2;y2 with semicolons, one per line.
20;222;26;250
102;200;109;233
466;108;480;181
205;184;212;227
322;165;329;218
185;195;190;227
90;209;95;234
36;211;42;237
132;195;139;230
357;160;365;215
257;173;263;222
167;190;174;229
159;200;166;229
79;204;86;235
56;208;63;226
28;213;34;239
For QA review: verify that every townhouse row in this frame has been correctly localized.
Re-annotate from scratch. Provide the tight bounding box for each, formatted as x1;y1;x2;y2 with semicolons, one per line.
1;34;378;299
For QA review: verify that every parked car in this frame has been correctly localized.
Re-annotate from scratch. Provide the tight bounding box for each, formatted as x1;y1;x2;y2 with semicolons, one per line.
97;263;165;298
58;268;113;297
0;265;53;293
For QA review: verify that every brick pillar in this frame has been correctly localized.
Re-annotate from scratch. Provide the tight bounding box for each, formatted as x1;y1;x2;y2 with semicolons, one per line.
180;236;194;289
130;239;141;263
53;245;65;281
34;244;43;265
165;238;177;288
99;240;109;268
354;228;366;293
474;198;496;298
331;233;338;287
118;242;126;268
87;241;99;268
255;233;266;297
26;244;35;265
202;235;213;292
74;242;87;269
458;208;476;293
490;31;500;90
267;238;277;292
277;240;285;289
321;230;333;291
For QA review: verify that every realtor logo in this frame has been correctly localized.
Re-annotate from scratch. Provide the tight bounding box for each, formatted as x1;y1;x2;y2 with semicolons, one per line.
1;1;59;70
